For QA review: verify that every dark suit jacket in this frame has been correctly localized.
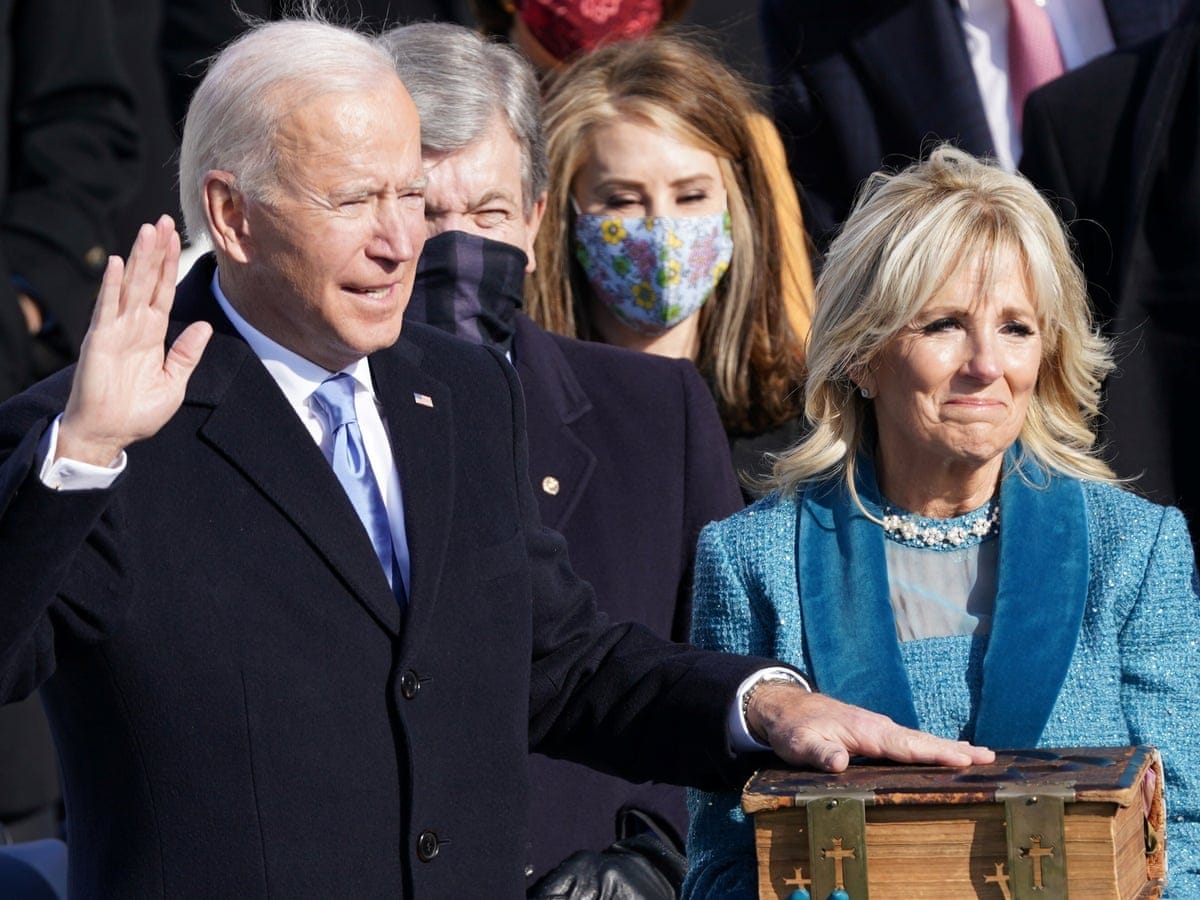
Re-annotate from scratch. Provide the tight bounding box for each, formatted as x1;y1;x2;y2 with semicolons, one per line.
0;257;769;898
512;314;743;878
761;0;1184;247
1020;14;1200;544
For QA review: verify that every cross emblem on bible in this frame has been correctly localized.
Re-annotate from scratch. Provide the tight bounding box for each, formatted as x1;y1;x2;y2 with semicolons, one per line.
1020;835;1056;889
783;866;811;891
821;837;857;889
983;861;1012;899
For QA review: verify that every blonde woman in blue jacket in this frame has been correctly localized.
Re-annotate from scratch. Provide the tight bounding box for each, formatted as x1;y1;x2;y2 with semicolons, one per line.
684;146;1200;898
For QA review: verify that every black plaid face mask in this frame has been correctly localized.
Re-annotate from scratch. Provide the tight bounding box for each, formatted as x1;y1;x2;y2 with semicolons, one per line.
408;230;528;355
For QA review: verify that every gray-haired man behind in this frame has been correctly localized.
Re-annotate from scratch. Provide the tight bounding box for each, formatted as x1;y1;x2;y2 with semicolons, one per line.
382;22;742;898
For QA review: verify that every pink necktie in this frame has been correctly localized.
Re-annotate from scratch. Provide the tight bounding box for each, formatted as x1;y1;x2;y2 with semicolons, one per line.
1007;0;1065;129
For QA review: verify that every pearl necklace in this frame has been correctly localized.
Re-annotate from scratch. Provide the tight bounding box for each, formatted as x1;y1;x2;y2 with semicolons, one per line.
880;499;1000;549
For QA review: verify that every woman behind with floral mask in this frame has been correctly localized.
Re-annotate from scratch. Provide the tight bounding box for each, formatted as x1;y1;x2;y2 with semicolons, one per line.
527;34;810;491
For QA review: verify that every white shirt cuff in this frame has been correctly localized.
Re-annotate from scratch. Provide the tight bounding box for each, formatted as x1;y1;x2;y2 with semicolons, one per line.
38;416;127;491
728;666;811;753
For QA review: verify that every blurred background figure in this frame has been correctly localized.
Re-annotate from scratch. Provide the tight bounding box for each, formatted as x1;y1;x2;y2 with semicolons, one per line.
382;23;743;896
471;0;687;72
761;0;1187;248
683;146;1200;899
1021;0;1200;550
1;0;140;852
469;0;768;84
159;0;472;133
527;34;811;494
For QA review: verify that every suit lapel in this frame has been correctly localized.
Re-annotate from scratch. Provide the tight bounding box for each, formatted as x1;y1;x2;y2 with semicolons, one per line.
972;456;1089;747
1117;20;1200;309
369;339;454;659
175;261;402;635
512;317;596;532
853;0;995;157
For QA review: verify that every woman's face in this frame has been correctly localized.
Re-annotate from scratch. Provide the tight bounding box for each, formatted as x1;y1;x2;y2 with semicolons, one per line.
567;119;729;359
861;251;1044;486
570;119;727;217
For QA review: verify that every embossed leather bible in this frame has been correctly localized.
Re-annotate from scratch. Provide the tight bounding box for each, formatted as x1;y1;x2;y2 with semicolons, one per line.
742;745;1166;899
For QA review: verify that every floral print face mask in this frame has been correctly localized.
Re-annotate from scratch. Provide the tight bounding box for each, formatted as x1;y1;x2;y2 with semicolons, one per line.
572;211;734;335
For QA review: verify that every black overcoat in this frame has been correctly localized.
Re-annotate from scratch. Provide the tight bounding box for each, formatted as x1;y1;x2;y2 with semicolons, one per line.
512;314;744;879
0;258;767;897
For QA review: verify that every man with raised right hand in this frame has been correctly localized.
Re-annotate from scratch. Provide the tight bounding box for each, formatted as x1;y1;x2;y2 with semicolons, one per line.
0;14;992;897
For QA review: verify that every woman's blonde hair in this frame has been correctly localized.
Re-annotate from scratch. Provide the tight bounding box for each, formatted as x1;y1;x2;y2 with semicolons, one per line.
526;33;807;434
768;145;1117;497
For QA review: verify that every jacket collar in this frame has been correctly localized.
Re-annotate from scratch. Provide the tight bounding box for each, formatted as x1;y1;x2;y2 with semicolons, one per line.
796;448;1089;747
511;314;597;531
169;256;455;642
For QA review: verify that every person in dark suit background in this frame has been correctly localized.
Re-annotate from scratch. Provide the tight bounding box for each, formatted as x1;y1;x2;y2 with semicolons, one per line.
0;15;991;896
160;0;471;133
0;0;140;846
761;0;1185;248
383;23;743;895
1020;2;1200;547
0;0;138;413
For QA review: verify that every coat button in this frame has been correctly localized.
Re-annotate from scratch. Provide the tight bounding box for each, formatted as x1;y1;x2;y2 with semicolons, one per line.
416;829;440;862
541;476;560;496
83;245;108;271
400;669;421;699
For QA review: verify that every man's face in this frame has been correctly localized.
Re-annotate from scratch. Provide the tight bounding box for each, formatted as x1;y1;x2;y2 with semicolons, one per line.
421;115;545;271
233;79;427;371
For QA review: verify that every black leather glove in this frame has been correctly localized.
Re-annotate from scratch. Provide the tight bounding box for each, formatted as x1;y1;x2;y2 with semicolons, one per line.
526;812;686;900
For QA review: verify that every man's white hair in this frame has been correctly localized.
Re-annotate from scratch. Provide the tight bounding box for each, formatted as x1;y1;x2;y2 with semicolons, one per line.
178;16;399;243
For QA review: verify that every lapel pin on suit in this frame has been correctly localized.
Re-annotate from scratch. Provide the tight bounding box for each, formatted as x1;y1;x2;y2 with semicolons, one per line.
413;392;434;408
541;476;560;496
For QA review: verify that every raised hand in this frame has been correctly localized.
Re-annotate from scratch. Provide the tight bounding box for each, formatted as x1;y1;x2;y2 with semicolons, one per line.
57;216;213;466
747;682;996;773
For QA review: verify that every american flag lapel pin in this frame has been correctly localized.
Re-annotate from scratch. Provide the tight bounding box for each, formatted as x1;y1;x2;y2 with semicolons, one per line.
413;392;434;408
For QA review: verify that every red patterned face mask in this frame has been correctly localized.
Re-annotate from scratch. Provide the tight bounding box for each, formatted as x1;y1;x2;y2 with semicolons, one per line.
513;0;662;63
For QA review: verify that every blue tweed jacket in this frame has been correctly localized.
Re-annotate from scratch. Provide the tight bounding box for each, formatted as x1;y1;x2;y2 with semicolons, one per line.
684;465;1200;898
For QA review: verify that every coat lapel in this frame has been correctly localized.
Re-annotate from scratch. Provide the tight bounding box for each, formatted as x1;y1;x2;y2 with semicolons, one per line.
852;0;995;157
796;461;920;729
175;259;402;635
972;456;1089;747
1116;19;1200;308
368;339;454;660
512;317;596;532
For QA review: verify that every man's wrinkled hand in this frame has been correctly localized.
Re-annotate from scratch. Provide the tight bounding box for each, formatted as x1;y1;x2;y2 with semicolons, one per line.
57;215;212;467
746;682;996;773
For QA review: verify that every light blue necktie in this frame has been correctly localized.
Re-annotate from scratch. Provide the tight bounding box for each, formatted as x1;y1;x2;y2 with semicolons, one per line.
311;374;406;604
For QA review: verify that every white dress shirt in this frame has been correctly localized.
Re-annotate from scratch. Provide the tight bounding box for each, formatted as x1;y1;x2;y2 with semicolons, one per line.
959;0;1115;169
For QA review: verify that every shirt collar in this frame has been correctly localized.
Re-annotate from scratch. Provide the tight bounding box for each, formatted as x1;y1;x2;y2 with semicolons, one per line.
210;268;376;409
